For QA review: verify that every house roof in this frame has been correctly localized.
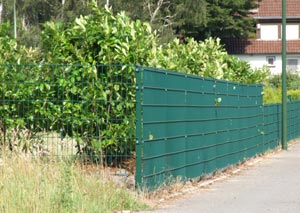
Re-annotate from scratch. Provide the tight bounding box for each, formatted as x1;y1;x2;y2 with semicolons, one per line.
223;39;300;54
224;0;300;55
255;0;300;18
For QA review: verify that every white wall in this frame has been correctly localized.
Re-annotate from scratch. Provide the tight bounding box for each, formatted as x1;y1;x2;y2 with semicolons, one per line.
236;54;282;74
235;54;300;75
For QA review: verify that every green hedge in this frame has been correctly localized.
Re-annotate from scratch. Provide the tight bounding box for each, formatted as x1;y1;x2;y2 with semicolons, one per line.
0;64;136;161
0;3;270;159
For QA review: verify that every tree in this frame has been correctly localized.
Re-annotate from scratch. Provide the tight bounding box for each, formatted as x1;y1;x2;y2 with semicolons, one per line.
1;0;261;47
109;0;206;43
0;0;92;47
108;0;259;42
197;0;261;40
172;0;206;39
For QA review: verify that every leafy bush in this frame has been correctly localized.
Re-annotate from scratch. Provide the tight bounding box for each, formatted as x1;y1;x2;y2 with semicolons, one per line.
38;4;159;158
0;23;39;63
148;37;269;84
263;85;281;104
1;3;271;160
263;72;300;104
0;64;136;163
0;24;42;152
287;90;300;101
41;4;156;65
268;72;300;90
263;85;300;104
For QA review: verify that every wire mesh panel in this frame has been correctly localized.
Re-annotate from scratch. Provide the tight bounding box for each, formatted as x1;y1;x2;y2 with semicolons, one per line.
0;64;136;170
136;67;265;189
4;64;300;190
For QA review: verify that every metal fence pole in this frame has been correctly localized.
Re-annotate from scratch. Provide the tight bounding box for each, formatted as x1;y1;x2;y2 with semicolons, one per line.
282;0;288;150
135;66;143;188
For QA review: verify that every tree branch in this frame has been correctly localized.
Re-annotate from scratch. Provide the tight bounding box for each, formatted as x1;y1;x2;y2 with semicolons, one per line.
148;0;164;23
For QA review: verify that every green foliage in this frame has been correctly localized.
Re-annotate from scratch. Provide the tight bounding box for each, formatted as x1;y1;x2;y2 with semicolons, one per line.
263;86;300;104
0;23;39;63
1;0;92;47
263;85;281;104
148;37;269;84
0;64;136;161
39;4;158;157
197;0;260;39
110;0;259;41
41;4;156;65
109;0;206;43
0;24;42;152
288;90;300;101
268;72;300;90
263;72;300;104
1;0;260;47
1;3;269;159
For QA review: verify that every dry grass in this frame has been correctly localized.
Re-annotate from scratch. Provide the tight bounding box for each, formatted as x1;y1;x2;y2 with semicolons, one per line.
0;150;149;213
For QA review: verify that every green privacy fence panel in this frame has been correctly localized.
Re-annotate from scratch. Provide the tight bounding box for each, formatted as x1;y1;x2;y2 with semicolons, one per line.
0;64;136;167
136;67;300;189
136;67;266;189
287;101;300;141
262;104;281;151
262;101;300;149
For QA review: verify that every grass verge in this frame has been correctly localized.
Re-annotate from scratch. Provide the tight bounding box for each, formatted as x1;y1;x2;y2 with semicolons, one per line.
0;151;149;213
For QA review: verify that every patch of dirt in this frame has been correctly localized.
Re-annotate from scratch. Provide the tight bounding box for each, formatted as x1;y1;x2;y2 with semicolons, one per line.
79;156;136;190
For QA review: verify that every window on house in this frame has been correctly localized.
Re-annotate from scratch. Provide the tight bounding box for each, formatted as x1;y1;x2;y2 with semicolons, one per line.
266;56;276;67
287;59;298;72
286;25;300;40
260;25;279;40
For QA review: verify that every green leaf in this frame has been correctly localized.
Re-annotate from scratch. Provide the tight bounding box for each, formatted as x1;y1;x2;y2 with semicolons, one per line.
113;85;120;91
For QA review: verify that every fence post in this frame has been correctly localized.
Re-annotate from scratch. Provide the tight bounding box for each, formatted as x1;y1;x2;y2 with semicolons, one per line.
281;0;288;150
135;66;143;188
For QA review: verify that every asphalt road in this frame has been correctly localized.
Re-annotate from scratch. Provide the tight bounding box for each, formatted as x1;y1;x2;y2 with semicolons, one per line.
152;140;300;213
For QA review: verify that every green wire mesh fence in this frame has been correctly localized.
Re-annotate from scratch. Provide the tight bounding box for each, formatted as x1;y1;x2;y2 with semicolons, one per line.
0;64;136;169
2;64;300;190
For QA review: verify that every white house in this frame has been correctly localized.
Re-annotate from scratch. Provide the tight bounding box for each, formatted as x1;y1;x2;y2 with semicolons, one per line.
224;0;300;75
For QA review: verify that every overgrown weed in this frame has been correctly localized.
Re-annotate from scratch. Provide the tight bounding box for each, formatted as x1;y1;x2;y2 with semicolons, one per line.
0;149;148;213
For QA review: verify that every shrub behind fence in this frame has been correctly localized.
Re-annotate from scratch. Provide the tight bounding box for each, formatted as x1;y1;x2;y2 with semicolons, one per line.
0;64;136;167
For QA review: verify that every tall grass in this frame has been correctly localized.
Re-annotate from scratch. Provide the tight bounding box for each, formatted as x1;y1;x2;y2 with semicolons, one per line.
0;152;148;213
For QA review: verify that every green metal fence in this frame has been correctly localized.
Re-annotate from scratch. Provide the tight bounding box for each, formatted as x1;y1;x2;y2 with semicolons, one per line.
136;67;300;189
0;64;136;169
287;101;300;140
2;64;300;190
262;104;281;151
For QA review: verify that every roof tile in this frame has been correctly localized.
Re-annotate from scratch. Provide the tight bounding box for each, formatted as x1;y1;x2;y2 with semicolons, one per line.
223;39;300;54
255;0;300;17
